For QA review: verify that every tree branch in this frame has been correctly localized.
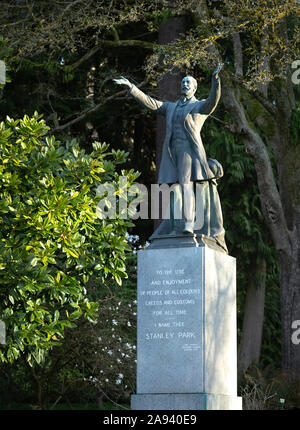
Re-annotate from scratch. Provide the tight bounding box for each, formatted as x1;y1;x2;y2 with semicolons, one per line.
67;46;102;71
101;39;156;50
67;40;156;71
232;32;243;77
257;32;270;98
228;72;276;117
51;80;148;133
209;114;236;133
60;0;84;18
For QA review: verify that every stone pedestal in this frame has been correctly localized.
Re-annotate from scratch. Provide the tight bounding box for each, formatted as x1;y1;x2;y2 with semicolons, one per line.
131;246;242;410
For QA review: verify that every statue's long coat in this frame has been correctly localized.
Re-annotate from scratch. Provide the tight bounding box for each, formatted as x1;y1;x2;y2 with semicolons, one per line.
129;76;221;184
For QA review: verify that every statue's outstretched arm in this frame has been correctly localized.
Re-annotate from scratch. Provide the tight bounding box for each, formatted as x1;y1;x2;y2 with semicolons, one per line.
198;62;223;116
113;76;167;114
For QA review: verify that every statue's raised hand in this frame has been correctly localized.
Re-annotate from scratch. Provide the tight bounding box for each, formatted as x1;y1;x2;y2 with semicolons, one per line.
213;62;224;79
113;76;132;88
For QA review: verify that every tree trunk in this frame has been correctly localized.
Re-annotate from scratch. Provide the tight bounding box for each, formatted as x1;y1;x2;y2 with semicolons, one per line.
279;234;300;377
25;360;45;409
238;257;266;375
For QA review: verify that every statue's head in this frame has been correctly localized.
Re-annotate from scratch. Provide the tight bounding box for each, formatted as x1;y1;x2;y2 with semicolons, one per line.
181;76;197;98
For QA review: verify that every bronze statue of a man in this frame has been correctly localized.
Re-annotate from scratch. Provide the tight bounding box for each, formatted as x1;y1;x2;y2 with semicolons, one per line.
114;63;227;252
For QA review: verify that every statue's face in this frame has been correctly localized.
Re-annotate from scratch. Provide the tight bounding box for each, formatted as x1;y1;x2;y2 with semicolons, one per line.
181;76;197;98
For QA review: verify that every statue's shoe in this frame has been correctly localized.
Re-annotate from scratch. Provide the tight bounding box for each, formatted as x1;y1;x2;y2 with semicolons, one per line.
183;222;194;235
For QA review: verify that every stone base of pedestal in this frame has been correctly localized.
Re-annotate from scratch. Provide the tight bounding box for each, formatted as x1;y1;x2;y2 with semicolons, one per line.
131;393;242;410
131;245;242;411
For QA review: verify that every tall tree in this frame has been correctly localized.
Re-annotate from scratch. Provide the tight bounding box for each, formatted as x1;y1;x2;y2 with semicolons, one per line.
189;0;300;376
238;257;266;374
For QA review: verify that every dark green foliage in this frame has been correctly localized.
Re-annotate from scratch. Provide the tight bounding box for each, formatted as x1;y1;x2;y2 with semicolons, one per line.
260;269;281;370
290;108;300;147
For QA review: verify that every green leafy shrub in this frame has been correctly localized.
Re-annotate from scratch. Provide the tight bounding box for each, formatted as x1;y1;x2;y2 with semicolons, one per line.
0;246;138;410
0;112;138;366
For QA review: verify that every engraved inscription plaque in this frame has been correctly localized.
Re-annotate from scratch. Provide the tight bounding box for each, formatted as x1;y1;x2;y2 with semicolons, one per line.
136;247;204;394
